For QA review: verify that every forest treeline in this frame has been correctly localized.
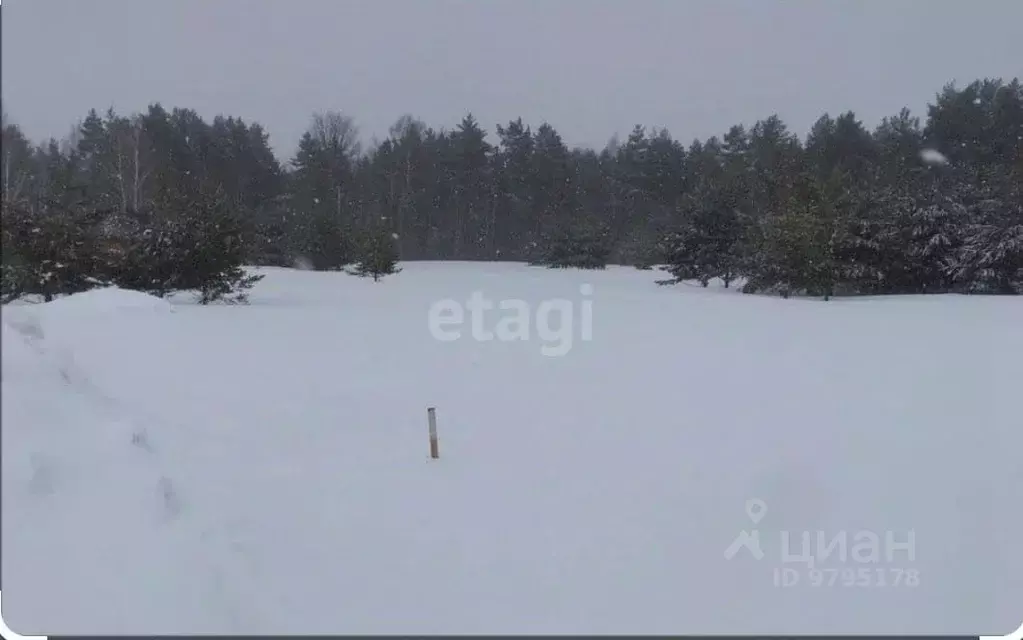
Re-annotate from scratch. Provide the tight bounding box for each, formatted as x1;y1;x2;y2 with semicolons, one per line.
1;76;1020;302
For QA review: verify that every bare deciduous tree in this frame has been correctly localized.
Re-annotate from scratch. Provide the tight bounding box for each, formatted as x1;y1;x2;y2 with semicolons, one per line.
303;110;362;218
387;115;428;255
309;110;361;160
61;122;82;157
2;113;34;205
389;114;424;142
100;113;157;212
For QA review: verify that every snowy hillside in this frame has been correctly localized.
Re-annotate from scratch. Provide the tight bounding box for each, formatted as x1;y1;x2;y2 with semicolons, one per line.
2;263;1022;635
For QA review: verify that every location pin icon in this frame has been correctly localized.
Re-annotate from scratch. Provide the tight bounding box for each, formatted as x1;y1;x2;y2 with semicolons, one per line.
746;498;767;524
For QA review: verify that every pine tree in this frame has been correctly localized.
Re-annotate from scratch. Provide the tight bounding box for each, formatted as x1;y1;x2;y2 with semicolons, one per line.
161;193;264;303
895;184;970;293
349;222;401;281
446;114;494;259
741;173;846;299
951;220;1023;293
0;201;109;302
949;178;1023;293
530;122;575;258
660;182;744;287
105;207;186;298
287;112;360;268
535;218;612;270
495;118;535;259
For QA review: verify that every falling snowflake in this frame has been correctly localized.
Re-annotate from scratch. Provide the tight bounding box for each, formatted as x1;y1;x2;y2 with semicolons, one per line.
919;149;949;166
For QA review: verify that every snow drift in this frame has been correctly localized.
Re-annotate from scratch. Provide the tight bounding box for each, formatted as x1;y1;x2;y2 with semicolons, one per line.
1;289;240;634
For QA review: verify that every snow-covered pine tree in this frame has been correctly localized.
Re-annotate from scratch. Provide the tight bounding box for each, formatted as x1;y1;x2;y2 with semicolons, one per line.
897;188;970;293
168;194;265;304
0;201;109;302
107;208;187;298
948;185;1023;293
674;197;743;287
950;221;1023;293
739;171;847;299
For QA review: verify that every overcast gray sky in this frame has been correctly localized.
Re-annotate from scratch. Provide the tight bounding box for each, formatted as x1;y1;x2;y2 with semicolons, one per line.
2;0;1021;158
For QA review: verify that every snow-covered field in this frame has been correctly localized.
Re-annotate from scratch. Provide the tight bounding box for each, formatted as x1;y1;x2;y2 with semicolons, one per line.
2;263;1021;636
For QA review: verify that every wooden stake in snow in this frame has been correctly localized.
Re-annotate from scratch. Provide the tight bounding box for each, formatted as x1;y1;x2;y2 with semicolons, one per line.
428;407;439;459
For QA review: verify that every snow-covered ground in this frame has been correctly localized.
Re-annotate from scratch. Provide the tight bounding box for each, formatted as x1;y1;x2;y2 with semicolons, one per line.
2;263;1021;636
